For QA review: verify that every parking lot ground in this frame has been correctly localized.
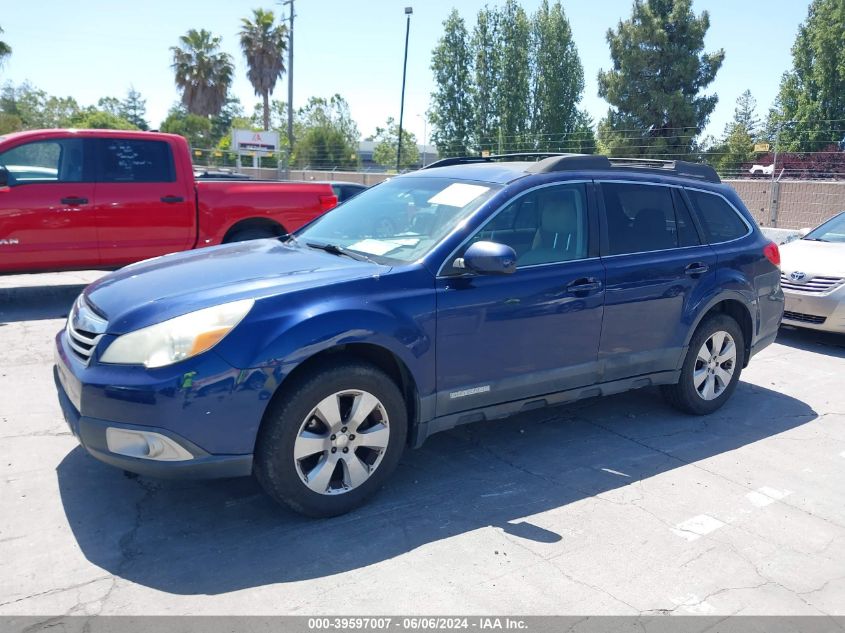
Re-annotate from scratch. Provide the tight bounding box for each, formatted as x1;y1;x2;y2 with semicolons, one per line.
1;271;844;616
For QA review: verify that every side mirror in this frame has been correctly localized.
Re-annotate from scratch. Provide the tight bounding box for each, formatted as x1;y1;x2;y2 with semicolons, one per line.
0;166;8;187
459;241;517;275
798;227;812;237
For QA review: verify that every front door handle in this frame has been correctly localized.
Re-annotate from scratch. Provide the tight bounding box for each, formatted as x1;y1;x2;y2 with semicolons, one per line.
685;262;709;276
60;196;88;206
160;196;185;203
567;278;603;294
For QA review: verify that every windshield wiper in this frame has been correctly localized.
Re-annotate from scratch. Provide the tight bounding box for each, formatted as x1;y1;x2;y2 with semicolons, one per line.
306;241;376;263
803;237;829;242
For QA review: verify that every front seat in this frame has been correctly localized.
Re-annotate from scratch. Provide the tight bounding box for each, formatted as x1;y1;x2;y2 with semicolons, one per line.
518;192;581;266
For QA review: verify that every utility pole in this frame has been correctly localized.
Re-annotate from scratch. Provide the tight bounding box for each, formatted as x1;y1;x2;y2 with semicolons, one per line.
397;7;412;173
282;0;295;177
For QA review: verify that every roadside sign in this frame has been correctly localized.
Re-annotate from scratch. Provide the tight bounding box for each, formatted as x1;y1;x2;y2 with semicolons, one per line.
754;143;770;152
232;129;279;157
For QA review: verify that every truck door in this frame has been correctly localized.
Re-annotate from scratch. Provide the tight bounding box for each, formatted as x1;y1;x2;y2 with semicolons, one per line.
0;137;98;272
93;137;194;266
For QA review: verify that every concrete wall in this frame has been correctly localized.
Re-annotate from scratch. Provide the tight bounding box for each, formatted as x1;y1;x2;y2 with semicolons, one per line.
238;167;843;231
722;179;844;229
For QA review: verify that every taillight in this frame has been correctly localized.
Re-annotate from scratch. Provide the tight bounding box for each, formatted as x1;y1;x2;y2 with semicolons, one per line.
763;241;780;267
319;194;338;211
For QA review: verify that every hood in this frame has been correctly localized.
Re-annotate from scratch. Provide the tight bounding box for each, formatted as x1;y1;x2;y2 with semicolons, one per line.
84;239;387;334
779;239;845;278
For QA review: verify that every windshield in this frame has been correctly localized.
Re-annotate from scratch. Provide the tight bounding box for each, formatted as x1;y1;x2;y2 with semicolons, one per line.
297;176;501;263
804;211;845;243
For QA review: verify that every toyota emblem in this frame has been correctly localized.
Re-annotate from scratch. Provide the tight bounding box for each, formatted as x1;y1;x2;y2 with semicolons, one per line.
790;271;806;281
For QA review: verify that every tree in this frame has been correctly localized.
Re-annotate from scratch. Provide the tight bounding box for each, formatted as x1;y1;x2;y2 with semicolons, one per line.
429;9;473;157
596;0;724;158
372;117;419;171
70;109;138;130
530;0;584;152
170;29;234;118
0;26;10;70
731;89;760;138
497;0;531;149
239;9;288;131
703;90;761;175
471;6;501;152
160;106;213;148
293;95;360;168
121;88;149;130
767;0;845;152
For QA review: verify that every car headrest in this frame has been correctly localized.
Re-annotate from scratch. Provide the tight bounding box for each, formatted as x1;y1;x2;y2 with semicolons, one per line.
538;191;579;234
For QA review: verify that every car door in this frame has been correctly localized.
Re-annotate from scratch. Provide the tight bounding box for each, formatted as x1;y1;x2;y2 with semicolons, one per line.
435;181;605;416
0;137;98;272
94;137;194;266
597;181;716;381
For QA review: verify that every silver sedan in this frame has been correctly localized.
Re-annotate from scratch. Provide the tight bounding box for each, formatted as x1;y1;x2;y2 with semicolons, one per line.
779;211;845;333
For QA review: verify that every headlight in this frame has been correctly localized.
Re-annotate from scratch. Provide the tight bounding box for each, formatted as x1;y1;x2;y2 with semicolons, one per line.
99;299;254;368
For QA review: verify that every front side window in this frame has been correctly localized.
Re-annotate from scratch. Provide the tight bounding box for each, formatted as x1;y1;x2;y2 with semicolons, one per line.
297;176;501;263
0;139;85;185
601;182;696;255
687;190;749;243
467;183;589;267
98;139;175;183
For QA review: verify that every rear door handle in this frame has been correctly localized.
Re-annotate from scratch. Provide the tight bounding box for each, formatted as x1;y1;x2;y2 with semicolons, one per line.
567;278;603;294
160;196;184;203
60;196;88;206
685;262;709;276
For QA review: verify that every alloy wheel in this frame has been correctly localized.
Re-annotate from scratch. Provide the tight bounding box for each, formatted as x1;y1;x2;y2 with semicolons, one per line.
293;389;391;495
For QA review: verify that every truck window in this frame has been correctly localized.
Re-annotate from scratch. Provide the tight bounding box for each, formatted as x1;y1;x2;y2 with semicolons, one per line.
97;139;175;183
0;139;86;185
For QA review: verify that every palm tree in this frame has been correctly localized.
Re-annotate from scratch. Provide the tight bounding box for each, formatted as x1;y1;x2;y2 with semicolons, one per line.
0;26;12;69
239;9;287;131
170;29;234;118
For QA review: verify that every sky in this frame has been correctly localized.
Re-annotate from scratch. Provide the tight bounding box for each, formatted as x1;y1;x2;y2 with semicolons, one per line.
1;1;811;147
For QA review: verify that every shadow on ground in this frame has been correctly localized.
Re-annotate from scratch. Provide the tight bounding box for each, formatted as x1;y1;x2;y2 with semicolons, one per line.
0;285;86;323
56;380;816;595
776;325;845;358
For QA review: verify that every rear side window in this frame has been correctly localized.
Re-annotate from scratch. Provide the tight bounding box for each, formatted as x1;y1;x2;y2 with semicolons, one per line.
687;190;749;243
98;139;175;183
0;139;86;184
601;183;696;255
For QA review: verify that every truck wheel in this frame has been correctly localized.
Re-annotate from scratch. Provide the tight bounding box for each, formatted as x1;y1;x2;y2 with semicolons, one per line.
254;360;407;517
662;314;745;415
224;228;280;243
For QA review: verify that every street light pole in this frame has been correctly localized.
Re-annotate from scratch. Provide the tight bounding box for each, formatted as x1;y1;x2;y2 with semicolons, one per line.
397;7;412;173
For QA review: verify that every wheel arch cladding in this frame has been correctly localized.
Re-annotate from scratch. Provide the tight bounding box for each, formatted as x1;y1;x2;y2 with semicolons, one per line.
255;342;421;450
689;297;754;367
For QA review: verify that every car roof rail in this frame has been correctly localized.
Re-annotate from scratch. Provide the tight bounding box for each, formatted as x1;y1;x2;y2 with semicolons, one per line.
425;152;720;183
423;152;575;169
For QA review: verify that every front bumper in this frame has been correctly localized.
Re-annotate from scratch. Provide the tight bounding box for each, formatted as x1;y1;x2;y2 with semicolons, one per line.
782;287;845;334
53;329;266;479
55;366;253;478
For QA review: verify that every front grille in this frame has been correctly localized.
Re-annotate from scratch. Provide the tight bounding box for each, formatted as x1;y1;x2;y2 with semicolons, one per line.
780;274;844;293
783;310;826;325
66;296;107;364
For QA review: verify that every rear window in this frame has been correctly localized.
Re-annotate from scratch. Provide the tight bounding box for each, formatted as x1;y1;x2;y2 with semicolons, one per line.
687;190;749;243
98;139;175;183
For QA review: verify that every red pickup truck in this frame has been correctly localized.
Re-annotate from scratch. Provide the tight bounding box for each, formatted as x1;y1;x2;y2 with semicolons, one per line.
0;129;338;273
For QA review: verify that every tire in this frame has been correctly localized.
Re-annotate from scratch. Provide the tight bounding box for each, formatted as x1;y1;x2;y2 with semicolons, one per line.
224;228;280;243
254;360;408;517
662;314;745;415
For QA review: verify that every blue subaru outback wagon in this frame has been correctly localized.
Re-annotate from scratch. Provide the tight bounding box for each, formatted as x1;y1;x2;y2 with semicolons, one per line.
54;154;784;517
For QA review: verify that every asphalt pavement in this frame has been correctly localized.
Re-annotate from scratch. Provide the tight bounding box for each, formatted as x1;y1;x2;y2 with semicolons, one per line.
1;270;843;616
